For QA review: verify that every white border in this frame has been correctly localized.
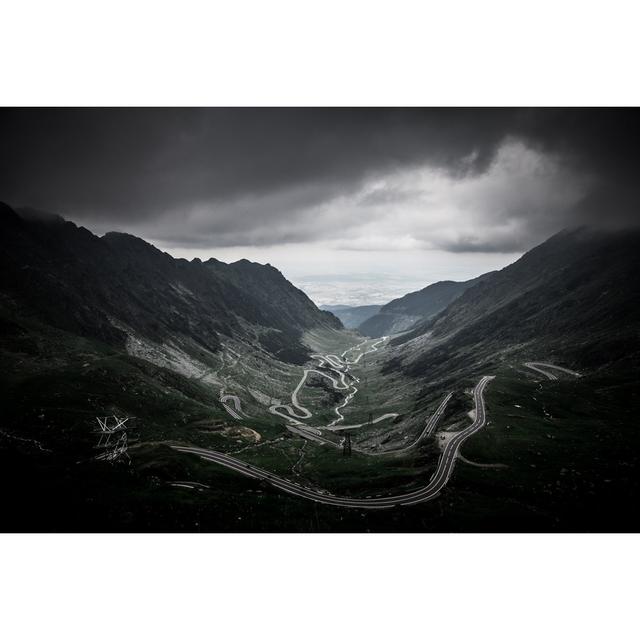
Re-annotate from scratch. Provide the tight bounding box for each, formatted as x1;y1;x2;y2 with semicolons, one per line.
1;534;638;639
1;0;639;105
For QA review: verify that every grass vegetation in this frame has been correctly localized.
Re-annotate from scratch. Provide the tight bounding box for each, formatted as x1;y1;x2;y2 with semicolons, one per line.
2;305;638;532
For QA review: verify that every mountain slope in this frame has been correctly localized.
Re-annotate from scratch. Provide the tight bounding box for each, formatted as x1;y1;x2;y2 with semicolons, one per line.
320;304;382;328
0;202;341;365
0;202;353;508
358;274;491;337
388;227;640;380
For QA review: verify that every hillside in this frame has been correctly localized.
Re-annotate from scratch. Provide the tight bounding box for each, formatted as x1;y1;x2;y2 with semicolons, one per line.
0;202;340;366
358;274;491;337
0;202;351;517
388;227;640;381
320;304;382;328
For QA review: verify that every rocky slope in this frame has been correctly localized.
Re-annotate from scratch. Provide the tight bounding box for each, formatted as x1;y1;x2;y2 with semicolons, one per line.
387;227;640;380
0;202;341;365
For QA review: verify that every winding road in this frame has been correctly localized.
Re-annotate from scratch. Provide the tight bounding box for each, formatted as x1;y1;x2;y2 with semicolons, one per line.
324;412;402;431
220;394;244;420
268;336;398;432
523;361;581;380
171;375;493;509
353;391;452;456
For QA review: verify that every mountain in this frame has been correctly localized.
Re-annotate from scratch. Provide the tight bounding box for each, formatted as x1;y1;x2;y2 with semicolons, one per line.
358;274;491;337
0;202;341;366
0;201;351;532
388;227;640;380
320;304;382;328
2;201;640;533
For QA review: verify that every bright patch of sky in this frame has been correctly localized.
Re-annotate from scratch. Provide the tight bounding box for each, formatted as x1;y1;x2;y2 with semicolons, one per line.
152;141;584;306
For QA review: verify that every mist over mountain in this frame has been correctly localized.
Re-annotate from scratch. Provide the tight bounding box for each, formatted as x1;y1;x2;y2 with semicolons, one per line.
358;274;492;337
320;304;382;328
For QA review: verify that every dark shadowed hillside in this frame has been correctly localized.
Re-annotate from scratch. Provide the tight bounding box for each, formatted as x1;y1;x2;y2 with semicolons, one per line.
0;202;340;365
388;227;640;381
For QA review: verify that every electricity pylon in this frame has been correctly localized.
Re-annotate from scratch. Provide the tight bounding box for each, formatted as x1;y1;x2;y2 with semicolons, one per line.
94;415;131;463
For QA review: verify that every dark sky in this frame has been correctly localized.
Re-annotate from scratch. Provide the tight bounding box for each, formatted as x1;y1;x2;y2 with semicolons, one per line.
1;108;639;294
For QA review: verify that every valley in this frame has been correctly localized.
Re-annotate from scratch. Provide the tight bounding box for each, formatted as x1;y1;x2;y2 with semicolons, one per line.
1;203;639;532
170;375;493;508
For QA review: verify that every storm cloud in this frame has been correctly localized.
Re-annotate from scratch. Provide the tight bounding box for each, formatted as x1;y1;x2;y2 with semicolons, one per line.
1;107;639;254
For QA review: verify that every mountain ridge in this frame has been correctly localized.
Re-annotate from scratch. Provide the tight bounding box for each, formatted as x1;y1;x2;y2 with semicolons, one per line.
387;226;640;380
319;304;382;328
358;273;493;337
0;202;341;365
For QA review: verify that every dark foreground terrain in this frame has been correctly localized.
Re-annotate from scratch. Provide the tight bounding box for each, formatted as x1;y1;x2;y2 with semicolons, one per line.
2;364;638;532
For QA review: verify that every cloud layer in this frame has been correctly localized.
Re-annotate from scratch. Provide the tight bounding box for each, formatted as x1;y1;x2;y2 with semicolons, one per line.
1;108;639;255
